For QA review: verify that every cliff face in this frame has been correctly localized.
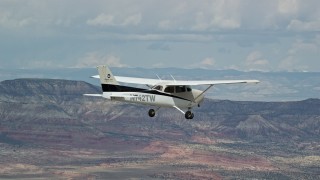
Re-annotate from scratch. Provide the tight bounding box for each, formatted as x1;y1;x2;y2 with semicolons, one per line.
197;99;320;140
0;78;100;100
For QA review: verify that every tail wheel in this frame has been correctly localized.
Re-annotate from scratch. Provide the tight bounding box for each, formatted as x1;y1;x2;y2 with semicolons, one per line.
185;111;194;119
148;109;156;117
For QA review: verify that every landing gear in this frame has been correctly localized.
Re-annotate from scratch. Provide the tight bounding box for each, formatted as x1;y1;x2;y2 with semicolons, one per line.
185;111;194;119
148;109;156;117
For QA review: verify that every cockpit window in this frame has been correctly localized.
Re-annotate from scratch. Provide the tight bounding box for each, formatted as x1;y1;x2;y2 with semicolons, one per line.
164;86;174;93
187;86;192;92
175;86;186;93
153;85;163;91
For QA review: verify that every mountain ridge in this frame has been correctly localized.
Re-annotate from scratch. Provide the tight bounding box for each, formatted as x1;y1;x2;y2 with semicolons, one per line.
1;78;319;141
1;67;320;101
0;78;319;179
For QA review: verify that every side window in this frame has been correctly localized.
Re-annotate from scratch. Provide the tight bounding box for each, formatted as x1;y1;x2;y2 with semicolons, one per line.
164;86;174;93
175;86;186;93
187;86;192;92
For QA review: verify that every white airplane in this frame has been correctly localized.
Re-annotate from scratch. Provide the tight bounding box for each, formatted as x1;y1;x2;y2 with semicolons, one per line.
85;65;259;119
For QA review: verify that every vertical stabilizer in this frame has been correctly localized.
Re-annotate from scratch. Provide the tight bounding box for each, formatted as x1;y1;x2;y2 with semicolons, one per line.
97;65;119;85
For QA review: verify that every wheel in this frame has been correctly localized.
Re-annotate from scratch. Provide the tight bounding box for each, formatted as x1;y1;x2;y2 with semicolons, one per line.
185;111;193;119
190;113;194;119
148;109;155;117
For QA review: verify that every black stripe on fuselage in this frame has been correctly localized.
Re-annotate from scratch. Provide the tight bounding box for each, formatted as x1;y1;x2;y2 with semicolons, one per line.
101;84;191;102
102;84;145;92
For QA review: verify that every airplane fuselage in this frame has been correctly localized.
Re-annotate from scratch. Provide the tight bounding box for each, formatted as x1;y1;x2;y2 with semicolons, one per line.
102;88;204;108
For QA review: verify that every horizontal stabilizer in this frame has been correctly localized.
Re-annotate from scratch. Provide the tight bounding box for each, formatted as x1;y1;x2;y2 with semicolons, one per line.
83;94;102;97
110;96;125;101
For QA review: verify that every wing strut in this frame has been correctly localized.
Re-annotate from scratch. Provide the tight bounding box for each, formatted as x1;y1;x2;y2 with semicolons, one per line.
194;84;214;102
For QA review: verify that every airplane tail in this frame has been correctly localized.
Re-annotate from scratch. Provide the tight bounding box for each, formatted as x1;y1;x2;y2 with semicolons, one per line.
97;65;119;85
96;65;120;93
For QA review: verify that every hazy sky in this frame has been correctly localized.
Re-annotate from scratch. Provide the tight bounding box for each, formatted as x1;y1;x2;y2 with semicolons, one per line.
1;0;320;71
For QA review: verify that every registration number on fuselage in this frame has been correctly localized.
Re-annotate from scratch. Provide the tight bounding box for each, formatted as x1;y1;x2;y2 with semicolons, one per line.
129;94;156;102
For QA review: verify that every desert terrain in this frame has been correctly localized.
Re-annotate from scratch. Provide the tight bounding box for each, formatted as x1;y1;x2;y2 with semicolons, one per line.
0;79;319;179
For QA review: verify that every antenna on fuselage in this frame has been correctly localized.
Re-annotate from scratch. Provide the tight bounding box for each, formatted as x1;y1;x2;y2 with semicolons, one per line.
156;74;162;81
170;74;176;82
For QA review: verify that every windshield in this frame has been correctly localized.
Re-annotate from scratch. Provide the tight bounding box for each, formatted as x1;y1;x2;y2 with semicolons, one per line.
153;85;163;91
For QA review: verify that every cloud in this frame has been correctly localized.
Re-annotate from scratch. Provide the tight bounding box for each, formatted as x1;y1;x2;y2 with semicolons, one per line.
19;60;59;69
158;20;171;30
201;57;215;66
1;1;320;71
278;0;299;14
87;13;141;27
315;34;320;44
86;13;114;26
278;55;309;72
147;43;171;51
245;51;269;71
75;52;127;68
246;51;269;65
287;19;320;31
122;13;142;26
0;12;35;28
278;56;299;71
1;0;320;33
288;40;318;55
188;1;242;31
217;47;231;54
279;38;319;71
152;63;165;68
101;33;214;42
188;57;215;69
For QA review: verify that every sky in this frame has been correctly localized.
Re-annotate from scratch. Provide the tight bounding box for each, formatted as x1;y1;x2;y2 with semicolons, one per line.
1;0;320;72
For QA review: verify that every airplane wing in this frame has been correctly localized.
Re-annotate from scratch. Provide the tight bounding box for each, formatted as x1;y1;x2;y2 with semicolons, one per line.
165;79;260;86
92;75;259;86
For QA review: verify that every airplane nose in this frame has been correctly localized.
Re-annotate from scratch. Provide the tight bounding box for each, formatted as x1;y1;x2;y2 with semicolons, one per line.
193;89;205;104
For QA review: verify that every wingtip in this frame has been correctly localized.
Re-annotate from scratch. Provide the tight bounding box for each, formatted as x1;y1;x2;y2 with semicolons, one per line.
246;80;260;84
91;75;100;79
